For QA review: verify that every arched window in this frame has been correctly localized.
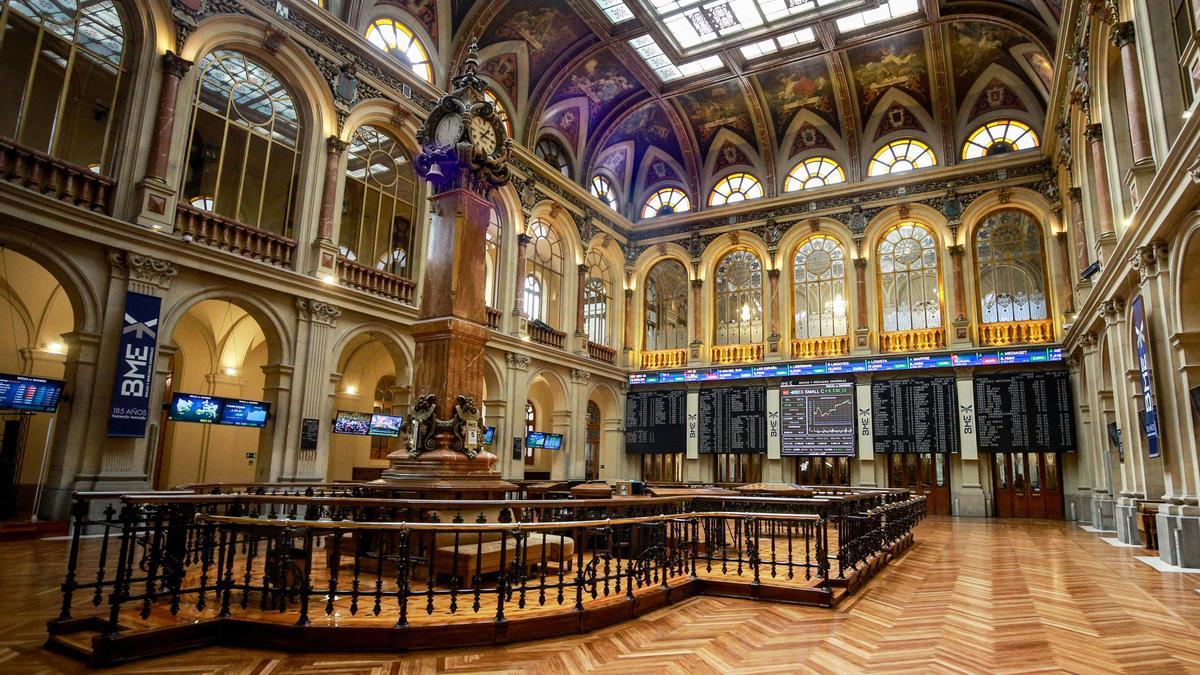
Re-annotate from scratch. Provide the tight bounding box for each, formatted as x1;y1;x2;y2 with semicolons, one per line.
709;172;764;206
371;375;395;460
340;125;416;277
365;18;433;81
962;119;1039;159
183;50;302;236
535;137;571;178
974;210;1048;323
0;0;129;173
590;175;618;210
792;235;847;338
484;205;502;308
645;259;689;351
483;88;511;136
583;250;613;345
867;139;937;176
524;400;536;463
877;222;942;332
784;157;845;191
524;218;563;326
714;249;763;346
642;187;691;218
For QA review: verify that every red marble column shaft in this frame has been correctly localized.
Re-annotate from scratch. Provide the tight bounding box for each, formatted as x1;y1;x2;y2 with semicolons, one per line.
318;136;348;242
948;245;967;322
691;278;703;344
623;288;634;350
145;52;192;181
1055;231;1076;314
854;258;868;330
1070;187;1090;271
767;268;780;338
1086;124;1116;238
513;233;531;314
1112;22;1153;165
575;263;588;337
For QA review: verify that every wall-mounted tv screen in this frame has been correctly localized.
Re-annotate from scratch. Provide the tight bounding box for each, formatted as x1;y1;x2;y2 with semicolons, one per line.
169;393;223;424
368;413;404;437
333;410;371;436
0;373;65;413
542;433;563;450
526;431;546;448
482;426;496;445
219;399;270;428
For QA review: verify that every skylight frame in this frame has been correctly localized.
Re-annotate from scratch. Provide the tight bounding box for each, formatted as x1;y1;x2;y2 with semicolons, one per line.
834;0;920;34
629;34;724;82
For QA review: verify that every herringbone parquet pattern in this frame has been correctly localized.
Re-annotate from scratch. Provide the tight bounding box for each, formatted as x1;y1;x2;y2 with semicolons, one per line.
5;517;1200;673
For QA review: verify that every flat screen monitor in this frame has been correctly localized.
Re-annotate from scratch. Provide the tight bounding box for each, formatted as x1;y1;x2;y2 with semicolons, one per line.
168;393;223;424
482;426;496;445
542;433;563;450
0;373;65;413
333;410;372;436
218;399;270;428
526;431;546;448
368;413;404;437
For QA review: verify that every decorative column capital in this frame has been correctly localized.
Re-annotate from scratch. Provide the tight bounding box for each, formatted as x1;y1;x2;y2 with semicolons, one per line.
1068;186;1083;203
1084;123;1104;143
577;263;588;277
690;278;704;289
161;51;193;78
326;135;349;155
1129;240;1168;283
767;268;781;280
1110;21;1135;48
108;250;178;292
1099;298;1125;325
517;232;533;248
624;287;634;300
948;244;964;257
506;352;530;371
295;298;342;326
570;368;591;384
853;257;867;270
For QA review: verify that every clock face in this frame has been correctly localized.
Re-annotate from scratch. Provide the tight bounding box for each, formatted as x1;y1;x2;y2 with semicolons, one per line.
434;114;463;146
467;116;498;156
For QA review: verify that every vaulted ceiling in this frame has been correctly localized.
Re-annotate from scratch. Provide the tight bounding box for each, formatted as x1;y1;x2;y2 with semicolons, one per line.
413;0;1061;219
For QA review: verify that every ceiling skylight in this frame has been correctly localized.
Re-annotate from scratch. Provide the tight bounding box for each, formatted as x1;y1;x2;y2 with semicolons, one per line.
738;26;815;59
834;0;919;33
644;0;866;54
594;0;635;23
630;34;723;81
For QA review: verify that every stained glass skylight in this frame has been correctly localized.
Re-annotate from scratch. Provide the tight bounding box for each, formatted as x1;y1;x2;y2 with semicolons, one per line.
834;0;919;33
630;34;723;81
739;26;815;59
593;0;635;23
642;0;869;55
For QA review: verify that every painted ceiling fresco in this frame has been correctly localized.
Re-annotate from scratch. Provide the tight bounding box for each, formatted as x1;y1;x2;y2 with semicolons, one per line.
442;0;1057;218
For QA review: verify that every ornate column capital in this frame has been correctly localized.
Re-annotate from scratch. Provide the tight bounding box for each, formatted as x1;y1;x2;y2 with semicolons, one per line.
108;250;178;292
295;298;342;326
690;278;704;289
161;51;193;78
1099;298;1125;325
577;263;588;277
517;232;533;248
326;135;349;155
853;257;867;270
1068;186;1083;203
1110;21;1135;48
570;368;591;384
506;352;530;371
1130;240;1168;283
767;268;781;280
948;244;964;257
1084;123;1104;143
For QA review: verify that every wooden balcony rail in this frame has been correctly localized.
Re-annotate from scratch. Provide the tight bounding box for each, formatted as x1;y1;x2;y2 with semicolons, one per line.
791;335;850;359
0;137;114;213
528;321;566;349
978;319;1054;347
336;256;415;304
711;342;765;365
587;341;616;364
174;204;297;268
640;348;688;369
485;306;501;330
879;327;946;353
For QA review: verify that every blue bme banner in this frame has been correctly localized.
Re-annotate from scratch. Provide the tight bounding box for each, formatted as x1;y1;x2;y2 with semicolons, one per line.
107;291;161;438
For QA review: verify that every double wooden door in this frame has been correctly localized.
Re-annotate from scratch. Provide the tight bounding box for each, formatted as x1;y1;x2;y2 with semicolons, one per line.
793;456;851;486
887;452;952;515
991;452;1064;518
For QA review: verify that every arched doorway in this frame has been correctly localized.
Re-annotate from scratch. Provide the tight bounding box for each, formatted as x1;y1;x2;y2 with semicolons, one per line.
328;331;409;481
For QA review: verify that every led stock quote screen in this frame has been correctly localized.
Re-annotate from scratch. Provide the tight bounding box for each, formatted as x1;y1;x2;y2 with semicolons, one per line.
871;377;960;454
624;389;686;454
780;379;856;457
698;386;767;454
974;371;1075;453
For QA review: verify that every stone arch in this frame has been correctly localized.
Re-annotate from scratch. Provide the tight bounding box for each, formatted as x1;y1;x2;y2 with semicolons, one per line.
159;287;293;366
354;3;443;86
777;109;849;183
1172;218;1200;336
702;128;767;197
539;97;590;168
634;147;690;215
954;63;1045;144
0;228;101;335
861;89;940;169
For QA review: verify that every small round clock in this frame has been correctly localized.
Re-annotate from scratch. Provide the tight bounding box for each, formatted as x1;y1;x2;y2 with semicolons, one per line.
434;113;463;146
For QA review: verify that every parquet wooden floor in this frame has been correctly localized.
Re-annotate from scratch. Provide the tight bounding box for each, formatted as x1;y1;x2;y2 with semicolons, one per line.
5;517;1200;673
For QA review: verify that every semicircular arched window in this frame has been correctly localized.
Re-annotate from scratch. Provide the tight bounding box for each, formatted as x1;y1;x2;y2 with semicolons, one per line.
340;125;416;278
535;137;571;178
644;259;689;352
792;235;847;339
590;175;618;210
974;210;1048;324
183;50;302;236
583;250;613;345
485;204;502;308
877;222;942;332
365;18;433;82
784;157;846;192
709;172;764;206
0;0;130;173
962;120;1039;159
714;249;763;346
524;218;563;326
642;187;691;218
867;139;937;177
483;88;512;136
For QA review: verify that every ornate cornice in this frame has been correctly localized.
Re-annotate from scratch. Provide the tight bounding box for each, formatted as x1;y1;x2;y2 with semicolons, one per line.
1129;240;1168;284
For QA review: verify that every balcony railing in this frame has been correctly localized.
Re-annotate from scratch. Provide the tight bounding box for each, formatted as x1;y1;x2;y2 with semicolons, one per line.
879;327;945;353
640;348;688;369
337;256;414;304
485;306;501;330
791;335;850;359
711;342;765;364
174;205;296;268
528;321;566;349
978;319;1054;347
587;341;616;364
0;137;114;213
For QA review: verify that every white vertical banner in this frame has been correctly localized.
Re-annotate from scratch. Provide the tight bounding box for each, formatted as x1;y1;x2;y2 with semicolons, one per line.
686;389;699;460
856;382;874;461
957;376;978;460
767;385;781;460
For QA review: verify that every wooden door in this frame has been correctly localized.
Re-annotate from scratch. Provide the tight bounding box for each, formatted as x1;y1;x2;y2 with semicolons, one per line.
888;452;951;515
793;456;851;486
991;452;1064;518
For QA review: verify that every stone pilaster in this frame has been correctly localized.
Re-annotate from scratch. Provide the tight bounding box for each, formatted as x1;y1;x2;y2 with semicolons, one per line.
284;298;341;481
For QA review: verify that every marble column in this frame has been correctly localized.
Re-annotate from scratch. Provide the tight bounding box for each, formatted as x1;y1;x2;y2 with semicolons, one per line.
1111;22;1153;165
575;263;588;342
853;258;869;351
503;353;530;479
622;288;634;359
1085;124;1117;244
318;137;349;242
145;52;193;182
258;364;294;483
1069;188;1091;273
38;330;103;520
512;233;531;317
767;268;781;355
689;278;703;361
1055;232;1076;315
948;245;967;322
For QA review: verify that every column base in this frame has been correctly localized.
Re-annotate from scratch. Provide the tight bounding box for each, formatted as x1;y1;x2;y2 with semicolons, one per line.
309;239;339;279
1123;160;1156;209
1067;488;1092;524
955;483;988;517
1156;505;1200;567
950;318;971;346
1114;498;1142;545
134;177;178;231
1091;493;1116;531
